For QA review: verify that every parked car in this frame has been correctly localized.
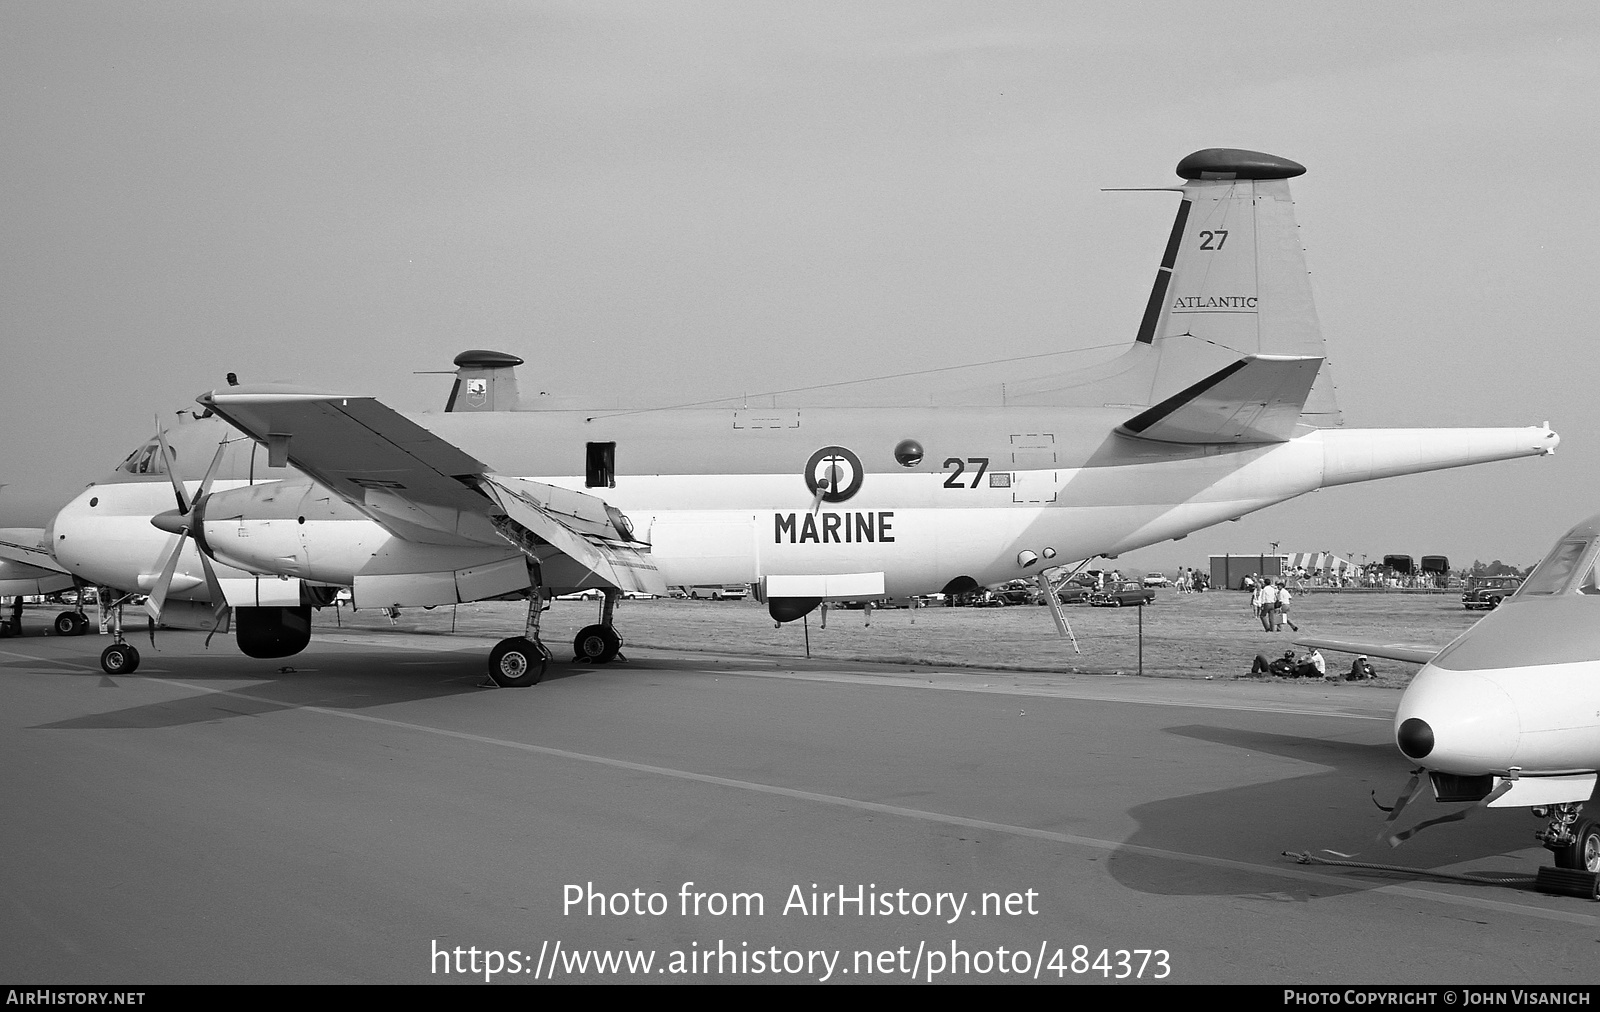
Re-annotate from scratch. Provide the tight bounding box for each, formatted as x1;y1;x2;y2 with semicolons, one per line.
1090;581;1156;607
1462;575;1521;610
687;584;749;601
1036;582;1090;605
1143;573;1170;588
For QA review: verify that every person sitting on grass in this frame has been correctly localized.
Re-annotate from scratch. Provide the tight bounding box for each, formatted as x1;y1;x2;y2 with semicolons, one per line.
1346;655;1376;681
1250;649;1298;677
1294;647;1326;680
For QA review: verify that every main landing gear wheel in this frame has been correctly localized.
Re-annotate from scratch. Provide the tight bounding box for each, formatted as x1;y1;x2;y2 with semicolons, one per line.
488;637;546;687
573;624;622;664
1554;818;1600;873
54;612;88;636
100;643;140;675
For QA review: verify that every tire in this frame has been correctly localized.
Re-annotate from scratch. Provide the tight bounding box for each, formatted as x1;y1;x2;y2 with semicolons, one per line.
1112;599;1122;608
100;643;140;675
488;637;545;687
573;625;622;664
1555;818;1600;873
54;612;78;635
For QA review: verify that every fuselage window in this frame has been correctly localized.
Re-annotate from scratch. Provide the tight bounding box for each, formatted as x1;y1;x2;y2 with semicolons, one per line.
586;442;616;489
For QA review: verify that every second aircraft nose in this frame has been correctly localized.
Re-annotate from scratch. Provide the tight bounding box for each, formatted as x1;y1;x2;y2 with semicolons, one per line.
1394;665;1520;774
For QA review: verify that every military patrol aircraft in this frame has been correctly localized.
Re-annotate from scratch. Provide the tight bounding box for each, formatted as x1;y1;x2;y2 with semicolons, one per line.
47;148;1559;688
1300;512;1600;876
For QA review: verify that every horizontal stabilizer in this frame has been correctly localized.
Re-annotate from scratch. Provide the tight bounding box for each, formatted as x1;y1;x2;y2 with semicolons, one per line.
1294;636;1440;665
1117;355;1322;444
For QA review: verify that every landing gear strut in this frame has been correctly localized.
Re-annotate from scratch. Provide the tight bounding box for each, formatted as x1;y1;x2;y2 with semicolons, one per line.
487;592;552;687
573;590;624;664
1538;804;1600;873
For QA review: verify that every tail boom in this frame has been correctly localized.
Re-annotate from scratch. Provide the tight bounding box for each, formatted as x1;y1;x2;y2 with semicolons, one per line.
1317;426;1558;488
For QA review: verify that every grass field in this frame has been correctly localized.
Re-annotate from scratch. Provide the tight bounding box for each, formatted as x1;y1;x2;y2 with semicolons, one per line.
311;589;1486;687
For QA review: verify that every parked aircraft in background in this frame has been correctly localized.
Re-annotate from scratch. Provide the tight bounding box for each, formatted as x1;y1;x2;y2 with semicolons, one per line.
1300;511;1600;875
47;148;1558;687
0;526;78;636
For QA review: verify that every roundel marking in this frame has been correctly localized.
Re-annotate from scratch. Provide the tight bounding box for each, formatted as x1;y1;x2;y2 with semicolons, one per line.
805;446;864;503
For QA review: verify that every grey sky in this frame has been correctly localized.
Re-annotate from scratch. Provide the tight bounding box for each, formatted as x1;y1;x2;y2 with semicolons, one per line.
2;2;1596;569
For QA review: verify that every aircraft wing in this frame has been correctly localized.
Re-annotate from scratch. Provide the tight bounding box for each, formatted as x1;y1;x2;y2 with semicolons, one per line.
1293;636;1440;665
198;387;667;595
0;527;69;574
199;387;493;540
1117;355;1323;444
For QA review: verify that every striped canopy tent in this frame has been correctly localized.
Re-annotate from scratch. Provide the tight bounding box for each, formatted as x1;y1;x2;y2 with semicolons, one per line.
1284;552;1357;575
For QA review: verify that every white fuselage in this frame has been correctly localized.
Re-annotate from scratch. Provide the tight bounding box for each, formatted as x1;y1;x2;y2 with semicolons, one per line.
48;407;1555;610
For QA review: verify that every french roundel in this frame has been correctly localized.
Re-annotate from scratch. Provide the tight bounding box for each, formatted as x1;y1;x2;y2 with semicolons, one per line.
805;446;863;503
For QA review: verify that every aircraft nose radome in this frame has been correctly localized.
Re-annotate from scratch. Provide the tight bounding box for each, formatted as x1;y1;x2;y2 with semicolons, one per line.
1397;718;1434;759
1394;666;1520;774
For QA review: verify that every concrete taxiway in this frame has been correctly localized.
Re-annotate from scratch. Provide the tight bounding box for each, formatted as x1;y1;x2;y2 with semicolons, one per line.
2;626;1594;984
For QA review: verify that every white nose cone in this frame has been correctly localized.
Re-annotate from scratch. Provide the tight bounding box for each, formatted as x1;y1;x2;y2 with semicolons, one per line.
1394;665;1520;774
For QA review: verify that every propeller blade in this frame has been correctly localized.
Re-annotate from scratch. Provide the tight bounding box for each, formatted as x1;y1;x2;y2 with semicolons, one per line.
144;531;188;622
198;551;228;621
153;421;191;515
196;436;232;502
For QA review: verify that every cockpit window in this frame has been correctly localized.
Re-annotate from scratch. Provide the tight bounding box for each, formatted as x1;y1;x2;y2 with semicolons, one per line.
118;441;171;475
1518;539;1592;596
1580;561;1600;596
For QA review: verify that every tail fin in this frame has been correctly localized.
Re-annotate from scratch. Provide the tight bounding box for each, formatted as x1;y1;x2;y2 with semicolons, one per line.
1141;149;1340;426
986;148;1341;427
445;350;523;412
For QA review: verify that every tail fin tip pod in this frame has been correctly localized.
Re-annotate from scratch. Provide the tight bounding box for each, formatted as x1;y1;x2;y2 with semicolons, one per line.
1173;148;1306;181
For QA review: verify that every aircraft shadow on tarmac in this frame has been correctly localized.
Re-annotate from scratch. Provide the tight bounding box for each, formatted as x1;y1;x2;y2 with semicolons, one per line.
1107;724;1553;901
28;642;521;731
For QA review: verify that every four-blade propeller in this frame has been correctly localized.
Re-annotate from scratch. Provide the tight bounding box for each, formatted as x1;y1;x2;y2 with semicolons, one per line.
144;426;233;624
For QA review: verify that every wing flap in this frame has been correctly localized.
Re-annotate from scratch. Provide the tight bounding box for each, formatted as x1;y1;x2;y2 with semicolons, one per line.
483;477;666;597
1117;355;1323;444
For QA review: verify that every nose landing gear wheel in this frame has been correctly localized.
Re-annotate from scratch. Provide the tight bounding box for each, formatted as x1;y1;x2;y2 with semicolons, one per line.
54;612;78;635
100;643;140;675
1555;818;1600;873
573;625;622;664
488;637;546;687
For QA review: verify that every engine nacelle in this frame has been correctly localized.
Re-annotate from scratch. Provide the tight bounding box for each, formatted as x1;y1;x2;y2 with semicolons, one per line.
235;605;312;658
